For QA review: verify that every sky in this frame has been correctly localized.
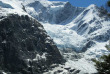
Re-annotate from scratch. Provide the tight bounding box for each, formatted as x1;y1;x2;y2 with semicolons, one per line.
49;0;108;7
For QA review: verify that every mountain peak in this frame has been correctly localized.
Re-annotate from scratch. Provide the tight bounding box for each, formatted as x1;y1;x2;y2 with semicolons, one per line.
89;4;96;7
87;4;97;9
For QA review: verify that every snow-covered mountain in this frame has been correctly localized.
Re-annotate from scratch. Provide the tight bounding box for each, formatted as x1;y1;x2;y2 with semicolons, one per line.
68;4;110;51
0;0;110;73
25;0;84;24
39;4;110;53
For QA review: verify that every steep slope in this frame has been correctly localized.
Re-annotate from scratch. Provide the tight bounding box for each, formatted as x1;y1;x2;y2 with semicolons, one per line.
70;4;109;36
40;4;110;52
0;4;63;74
25;0;84;24
68;4;110;51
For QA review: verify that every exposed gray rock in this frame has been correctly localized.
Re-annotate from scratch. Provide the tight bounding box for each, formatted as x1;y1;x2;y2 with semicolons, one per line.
82;41;95;52
0;14;63;74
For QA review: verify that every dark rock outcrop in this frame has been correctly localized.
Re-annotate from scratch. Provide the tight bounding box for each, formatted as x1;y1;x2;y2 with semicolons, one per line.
0;14;63;74
82;40;95;52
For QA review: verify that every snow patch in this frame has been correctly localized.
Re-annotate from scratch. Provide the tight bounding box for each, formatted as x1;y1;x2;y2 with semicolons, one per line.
33;53;47;61
2;72;7;74
2;40;6;44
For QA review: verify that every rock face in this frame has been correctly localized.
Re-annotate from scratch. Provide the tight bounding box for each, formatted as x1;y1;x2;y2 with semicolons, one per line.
0;14;63;74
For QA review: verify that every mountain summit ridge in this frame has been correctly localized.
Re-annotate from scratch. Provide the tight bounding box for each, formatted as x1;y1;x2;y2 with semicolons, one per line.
24;0;85;24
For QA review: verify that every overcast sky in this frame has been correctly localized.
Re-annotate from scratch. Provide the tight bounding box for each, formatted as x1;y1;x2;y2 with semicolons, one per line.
49;0;108;7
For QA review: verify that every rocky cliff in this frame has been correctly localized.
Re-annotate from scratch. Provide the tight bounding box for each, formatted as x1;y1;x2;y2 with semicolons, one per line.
0;14;63;74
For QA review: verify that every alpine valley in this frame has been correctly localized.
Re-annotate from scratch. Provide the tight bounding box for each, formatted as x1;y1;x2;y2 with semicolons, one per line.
0;0;110;74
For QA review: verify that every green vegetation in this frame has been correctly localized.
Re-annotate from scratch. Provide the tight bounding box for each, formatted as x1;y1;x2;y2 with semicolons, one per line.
105;44;110;51
92;44;110;74
93;2;110;73
107;0;110;7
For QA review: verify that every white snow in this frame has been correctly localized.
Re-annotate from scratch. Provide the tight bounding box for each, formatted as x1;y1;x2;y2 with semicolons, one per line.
65;59;97;73
2;72;7;74
50;5;64;11
38;26;44;30
33;53;47;61
2;40;6;44
0;0;29;17
41;23;86;51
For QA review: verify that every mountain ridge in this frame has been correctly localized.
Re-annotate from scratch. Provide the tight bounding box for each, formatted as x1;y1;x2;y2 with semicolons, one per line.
24;0;85;24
